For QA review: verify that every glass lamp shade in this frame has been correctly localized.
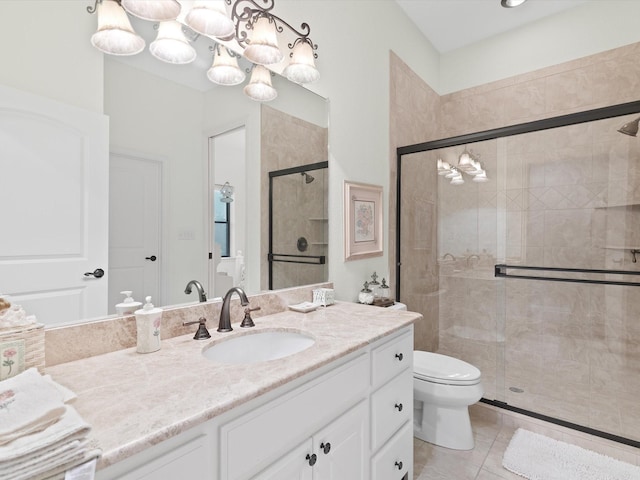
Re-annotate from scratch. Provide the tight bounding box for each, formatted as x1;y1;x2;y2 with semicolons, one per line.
437;159;451;175
184;1;234;38
150;21;197;64
243;65;278;102
121;0;181;21
207;47;246;86
445;168;459;179
283;41;320;84
450;174;465;185
501;0;528;7
91;0;145;56
472;170;489;182
243;16;283;65
457;149;474;172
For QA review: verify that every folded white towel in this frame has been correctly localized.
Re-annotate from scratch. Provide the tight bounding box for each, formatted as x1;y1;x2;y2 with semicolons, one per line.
0;405;96;480
0;368;67;445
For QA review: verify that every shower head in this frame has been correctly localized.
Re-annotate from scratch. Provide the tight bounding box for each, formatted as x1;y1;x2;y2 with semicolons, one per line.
301;172;315;184
618;116;640;137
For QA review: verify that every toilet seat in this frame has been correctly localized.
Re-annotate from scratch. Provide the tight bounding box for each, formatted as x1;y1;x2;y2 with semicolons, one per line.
414;351;481;386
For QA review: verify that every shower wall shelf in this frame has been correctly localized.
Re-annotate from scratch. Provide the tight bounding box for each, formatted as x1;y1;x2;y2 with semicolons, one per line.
495;264;640;287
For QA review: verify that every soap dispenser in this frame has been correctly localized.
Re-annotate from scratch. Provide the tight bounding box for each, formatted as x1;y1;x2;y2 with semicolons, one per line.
134;296;163;354
115;291;142;316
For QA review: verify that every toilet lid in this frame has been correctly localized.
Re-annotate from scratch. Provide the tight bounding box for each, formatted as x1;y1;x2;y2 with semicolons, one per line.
413;351;481;385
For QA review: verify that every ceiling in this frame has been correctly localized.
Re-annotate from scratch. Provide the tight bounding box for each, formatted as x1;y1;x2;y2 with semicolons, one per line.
395;0;589;53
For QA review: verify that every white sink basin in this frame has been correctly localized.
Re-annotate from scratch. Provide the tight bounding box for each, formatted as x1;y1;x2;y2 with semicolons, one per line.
202;330;315;364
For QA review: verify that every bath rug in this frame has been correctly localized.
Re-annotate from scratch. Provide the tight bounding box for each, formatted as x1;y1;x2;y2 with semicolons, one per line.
502;428;640;480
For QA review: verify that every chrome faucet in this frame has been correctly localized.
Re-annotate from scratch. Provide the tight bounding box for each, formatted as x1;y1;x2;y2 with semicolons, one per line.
185;280;207;303
218;287;250;332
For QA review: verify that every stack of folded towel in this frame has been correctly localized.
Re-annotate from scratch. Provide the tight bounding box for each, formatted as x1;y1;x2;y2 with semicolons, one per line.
0;368;100;480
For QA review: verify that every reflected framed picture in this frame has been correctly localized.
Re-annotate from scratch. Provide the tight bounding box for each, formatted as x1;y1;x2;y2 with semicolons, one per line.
344;181;383;261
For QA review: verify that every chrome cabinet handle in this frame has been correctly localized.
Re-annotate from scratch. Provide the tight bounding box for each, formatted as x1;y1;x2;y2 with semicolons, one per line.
306;453;317;466
84;268;104;278
320;442;331;454
145;255;157;261
395;352;404;361
395;460;403;470
395;403;403;412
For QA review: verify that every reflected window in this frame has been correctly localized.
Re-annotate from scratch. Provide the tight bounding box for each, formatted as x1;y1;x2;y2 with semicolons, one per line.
214;188;230;257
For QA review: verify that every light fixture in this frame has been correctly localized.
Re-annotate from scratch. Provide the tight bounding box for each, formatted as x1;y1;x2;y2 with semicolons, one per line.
220;182;234;202
89;0;146;56
283;39;320;84
87;0;320;100
150;21;197;64
244;65;277;102
184;0;235;38
501;0;528;7
437;150;489;185
618;116;640;137
207;45;246;86
121;0;181;21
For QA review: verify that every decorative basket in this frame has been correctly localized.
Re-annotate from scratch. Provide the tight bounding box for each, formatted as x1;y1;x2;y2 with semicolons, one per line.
0;323;45;380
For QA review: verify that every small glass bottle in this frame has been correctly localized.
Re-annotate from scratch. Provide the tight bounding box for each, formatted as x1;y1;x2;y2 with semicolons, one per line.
379;278;390;301
358;282;374;305
369;271;381;299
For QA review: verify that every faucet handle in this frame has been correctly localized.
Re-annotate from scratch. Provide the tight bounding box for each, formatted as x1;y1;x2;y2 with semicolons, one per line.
240;306;261;328
183;317;211;340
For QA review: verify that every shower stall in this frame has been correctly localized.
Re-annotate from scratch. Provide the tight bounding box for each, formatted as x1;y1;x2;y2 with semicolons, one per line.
396;101;640;447
268;162;328;290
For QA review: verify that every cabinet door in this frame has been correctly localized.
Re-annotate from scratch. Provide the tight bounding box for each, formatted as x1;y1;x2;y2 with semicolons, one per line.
314;400;368;480
116;435;210;480
253;439;314;480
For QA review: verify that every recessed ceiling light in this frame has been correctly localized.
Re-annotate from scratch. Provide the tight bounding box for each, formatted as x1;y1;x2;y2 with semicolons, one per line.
501;0;528;7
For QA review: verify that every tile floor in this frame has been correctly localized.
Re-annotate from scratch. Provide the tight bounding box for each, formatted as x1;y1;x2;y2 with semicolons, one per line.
413;403;640;480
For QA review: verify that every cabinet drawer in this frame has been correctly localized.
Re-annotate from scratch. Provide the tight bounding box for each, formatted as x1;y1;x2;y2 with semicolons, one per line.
371;369;412;451
371;329;412;388
371;421;412;480
221;354;369;480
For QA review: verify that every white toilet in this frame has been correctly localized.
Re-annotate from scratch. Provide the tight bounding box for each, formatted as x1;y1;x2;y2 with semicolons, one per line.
413;351;483;450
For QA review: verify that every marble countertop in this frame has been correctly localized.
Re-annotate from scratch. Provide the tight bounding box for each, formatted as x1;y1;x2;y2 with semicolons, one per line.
44;302;420;470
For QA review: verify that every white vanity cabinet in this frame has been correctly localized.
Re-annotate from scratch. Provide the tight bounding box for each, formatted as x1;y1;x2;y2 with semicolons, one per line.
95;325;414;480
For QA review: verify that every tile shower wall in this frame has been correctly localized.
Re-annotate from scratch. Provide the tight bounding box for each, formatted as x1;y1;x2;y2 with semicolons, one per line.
393;42;640;443
390;52;441;352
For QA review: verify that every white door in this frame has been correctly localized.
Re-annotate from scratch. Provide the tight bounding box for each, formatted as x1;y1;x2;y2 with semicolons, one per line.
108;152;161;313
0;85;109;326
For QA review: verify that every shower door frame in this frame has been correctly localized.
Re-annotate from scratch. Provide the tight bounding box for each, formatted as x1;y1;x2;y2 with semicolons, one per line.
395;99;640;449
268;161;329;290
395;99;640;300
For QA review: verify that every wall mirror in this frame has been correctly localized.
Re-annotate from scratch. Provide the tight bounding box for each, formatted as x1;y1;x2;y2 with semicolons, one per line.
0;2;329;327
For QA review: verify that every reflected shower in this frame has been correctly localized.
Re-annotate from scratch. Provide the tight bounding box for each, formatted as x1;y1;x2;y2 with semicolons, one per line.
618;116;640;137
301;172;315;184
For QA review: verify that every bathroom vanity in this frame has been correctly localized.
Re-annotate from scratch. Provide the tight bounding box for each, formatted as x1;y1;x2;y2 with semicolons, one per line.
44;301;419;480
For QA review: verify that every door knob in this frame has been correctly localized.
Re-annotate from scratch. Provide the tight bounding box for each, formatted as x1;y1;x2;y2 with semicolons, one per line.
84;268;104;278
145;255;157;261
